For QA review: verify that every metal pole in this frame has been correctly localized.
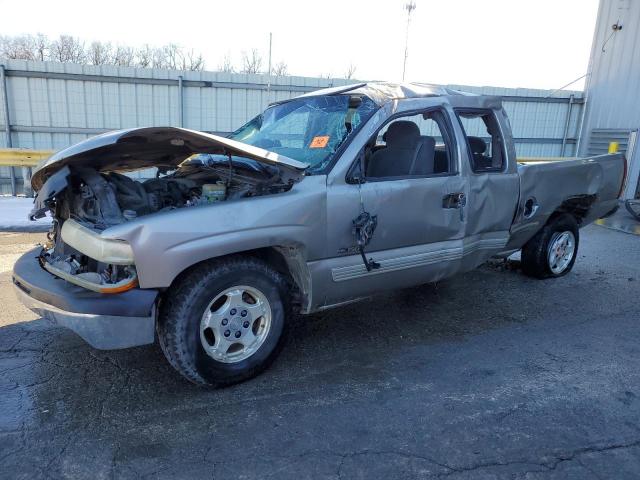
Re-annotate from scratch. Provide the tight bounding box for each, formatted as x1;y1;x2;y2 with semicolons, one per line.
575;93;588;156
560;94;574;157
177;75;184;127
402;2;416;81
267;32;272;105
0;64;16;196
0;66;10;146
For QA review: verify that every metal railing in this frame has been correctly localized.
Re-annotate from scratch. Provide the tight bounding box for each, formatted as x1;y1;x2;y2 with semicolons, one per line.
0;148;52;167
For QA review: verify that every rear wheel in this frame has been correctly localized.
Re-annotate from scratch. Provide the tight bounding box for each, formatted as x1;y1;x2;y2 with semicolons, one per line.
157;256;289;386
521;214;579;279
625;199;640;221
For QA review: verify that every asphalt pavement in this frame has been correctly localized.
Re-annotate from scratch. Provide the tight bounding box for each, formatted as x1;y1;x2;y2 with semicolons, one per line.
1;225;640;479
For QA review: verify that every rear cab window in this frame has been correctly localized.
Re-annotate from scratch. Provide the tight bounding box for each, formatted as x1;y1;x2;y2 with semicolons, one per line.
455;110;506;173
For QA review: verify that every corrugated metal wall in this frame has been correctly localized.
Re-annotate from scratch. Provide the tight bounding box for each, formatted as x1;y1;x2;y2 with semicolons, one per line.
579;0;640;198
579;0;640;151
0;59;583;194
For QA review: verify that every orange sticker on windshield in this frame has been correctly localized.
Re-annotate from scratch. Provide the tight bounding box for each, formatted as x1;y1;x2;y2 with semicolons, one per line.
309;135;330;148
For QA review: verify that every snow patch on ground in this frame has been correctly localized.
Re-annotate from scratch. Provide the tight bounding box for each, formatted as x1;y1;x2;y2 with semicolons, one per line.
0;196;51;231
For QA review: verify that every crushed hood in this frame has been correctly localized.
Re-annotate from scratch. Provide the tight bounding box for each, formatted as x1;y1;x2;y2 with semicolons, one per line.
31;127;307;190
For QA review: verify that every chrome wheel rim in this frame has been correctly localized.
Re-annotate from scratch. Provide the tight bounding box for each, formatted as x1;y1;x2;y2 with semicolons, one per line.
200;285;271;363
547;231;575;274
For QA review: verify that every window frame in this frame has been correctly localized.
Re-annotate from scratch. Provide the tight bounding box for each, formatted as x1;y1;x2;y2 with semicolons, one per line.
454;108;508;174
346;106;460;183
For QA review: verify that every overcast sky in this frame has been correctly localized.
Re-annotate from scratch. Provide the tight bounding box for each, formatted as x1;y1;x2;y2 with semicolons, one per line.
0;0;599;90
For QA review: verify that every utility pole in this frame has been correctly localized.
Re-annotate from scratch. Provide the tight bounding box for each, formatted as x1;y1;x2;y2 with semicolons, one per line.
402;1;416;82
266;32;273;104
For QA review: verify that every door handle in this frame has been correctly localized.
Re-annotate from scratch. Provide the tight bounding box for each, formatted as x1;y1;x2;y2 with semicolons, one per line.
442;192;466;209
443;192;467;221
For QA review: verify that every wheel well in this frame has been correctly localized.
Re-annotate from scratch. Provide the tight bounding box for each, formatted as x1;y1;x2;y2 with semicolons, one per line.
550;194;597;225
166;246;307;313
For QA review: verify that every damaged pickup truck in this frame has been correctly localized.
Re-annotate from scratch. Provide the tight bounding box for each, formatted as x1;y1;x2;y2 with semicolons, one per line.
13;82;626;386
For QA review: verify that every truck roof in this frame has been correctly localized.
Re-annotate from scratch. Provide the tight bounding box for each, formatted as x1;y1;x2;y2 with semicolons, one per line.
295;81;502;109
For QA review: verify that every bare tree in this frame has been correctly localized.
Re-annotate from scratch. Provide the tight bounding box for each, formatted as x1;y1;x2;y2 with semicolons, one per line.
113;46;135;66
50;35;85;63
162;43;182;70
272;61;288;76
0;33;206;72
151;46;168;69
241;49;262;74
87;41;112;65
344;64;357;80
218;53;235;73
0;34;49;61
0;36;21;59
182;49;204;71
33;33;49;61
0;35;37;60
135;44;153;68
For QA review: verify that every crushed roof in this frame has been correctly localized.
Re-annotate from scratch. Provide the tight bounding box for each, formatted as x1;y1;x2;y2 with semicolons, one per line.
297;81;477;105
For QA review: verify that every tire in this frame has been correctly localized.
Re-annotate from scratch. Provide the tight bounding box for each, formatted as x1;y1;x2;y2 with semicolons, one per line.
626;200;640;221
521;214;579;279
157;256;290;386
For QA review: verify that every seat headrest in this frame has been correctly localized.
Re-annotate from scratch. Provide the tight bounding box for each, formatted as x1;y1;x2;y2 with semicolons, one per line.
384;121;420;147
468;136;487;154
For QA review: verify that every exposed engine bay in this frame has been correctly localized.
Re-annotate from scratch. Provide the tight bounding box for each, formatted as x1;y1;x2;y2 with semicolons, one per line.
37;156;297;292
52;157;294;229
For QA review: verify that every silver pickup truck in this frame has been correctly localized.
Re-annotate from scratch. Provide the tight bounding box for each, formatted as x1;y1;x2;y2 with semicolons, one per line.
13;82;626;386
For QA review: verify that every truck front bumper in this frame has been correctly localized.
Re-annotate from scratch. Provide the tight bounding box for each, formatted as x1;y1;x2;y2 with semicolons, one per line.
12;248;158;350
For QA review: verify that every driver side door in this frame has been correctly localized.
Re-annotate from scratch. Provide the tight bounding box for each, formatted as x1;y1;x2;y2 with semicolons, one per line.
320;106;468;306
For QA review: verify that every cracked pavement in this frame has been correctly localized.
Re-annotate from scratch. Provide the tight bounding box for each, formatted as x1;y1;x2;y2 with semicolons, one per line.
1;225;640;479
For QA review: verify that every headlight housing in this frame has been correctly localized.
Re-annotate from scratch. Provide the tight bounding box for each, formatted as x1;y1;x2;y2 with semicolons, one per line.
61;219;134;265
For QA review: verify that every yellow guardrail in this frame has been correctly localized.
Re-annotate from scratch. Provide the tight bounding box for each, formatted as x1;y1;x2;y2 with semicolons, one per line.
0;148;54;167
0;148;578;169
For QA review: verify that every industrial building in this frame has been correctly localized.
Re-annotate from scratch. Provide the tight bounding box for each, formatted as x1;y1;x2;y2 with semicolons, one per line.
579;0;640;199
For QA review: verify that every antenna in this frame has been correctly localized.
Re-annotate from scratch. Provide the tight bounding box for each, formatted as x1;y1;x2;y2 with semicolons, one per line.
402;1;416;81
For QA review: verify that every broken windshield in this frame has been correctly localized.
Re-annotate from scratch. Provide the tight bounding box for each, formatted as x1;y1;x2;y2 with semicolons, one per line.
228;94;378;173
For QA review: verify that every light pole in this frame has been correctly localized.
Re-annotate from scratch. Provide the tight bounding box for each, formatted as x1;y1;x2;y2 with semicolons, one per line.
267;32;273;104
402;1;416;82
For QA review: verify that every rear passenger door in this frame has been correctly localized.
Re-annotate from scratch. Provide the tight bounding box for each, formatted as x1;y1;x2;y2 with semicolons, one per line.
454;108;520;270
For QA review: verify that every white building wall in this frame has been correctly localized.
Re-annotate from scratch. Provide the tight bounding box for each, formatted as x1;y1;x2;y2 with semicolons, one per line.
581;0;640;137
579;0;640;197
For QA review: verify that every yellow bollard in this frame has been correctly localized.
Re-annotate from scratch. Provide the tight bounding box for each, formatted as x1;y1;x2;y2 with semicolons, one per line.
608;142;619;154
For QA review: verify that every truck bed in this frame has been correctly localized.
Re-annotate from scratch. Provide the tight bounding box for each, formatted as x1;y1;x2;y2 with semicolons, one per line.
506;153;626;250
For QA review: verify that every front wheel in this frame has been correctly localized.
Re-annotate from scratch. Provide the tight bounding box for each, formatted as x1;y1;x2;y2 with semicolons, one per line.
157;256;290;386
521;214;579;279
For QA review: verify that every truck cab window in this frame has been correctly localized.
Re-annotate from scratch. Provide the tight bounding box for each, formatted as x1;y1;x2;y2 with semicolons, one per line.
456;110;505;172
364;110;455;179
